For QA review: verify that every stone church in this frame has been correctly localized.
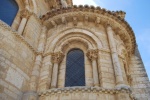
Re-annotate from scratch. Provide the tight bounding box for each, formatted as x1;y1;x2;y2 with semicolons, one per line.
0;0;150;100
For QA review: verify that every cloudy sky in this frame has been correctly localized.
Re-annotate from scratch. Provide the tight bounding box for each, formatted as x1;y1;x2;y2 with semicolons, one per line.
73;0;150;79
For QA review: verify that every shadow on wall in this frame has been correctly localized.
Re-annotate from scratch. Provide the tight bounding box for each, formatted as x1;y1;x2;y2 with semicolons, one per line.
0;0;18;26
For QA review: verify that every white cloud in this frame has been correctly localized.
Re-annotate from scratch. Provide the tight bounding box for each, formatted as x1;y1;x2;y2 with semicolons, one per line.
73;0;98;7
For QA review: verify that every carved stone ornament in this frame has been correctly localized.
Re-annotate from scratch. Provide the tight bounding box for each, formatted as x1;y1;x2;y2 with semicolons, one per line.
87;49;98;61
20;9;31;18
51;52;64;63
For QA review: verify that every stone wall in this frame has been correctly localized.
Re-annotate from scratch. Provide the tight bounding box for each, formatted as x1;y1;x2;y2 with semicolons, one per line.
36;0;50;16
39;87;133;100
23;15;42;50
129;47;150;99
99;50;115;88
0;21;35;100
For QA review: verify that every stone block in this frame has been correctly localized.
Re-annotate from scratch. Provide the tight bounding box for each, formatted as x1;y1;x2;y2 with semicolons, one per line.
0;84;4;93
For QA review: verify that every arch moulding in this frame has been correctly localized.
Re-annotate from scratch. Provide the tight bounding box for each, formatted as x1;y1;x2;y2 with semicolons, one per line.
44;28;103;56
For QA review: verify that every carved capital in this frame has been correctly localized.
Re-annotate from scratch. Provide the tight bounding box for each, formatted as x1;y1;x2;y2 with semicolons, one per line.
20;9;31;19
51;52;64;63
87;49;98;61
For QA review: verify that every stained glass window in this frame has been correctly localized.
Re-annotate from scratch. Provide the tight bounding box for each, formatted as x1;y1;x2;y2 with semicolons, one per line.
65;49;85;87
0;0;18;25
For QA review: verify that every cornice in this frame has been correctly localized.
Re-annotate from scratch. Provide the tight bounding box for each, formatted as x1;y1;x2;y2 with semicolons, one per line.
38;87;137;100
41;5;136;54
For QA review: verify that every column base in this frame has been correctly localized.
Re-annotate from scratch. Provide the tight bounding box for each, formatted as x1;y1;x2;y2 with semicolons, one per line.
22;91;38;100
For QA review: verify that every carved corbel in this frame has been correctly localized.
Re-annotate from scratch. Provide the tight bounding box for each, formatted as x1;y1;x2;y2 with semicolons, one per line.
61;17;67;24
95;17;100;26
50;20;57;27
73;17;77;26
20;9;31;19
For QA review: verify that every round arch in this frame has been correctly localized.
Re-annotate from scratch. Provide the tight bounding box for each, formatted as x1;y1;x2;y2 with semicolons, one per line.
45;28;103;54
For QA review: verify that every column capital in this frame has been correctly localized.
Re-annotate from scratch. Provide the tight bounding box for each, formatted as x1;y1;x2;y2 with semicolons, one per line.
51;52;64;63
87;49;98;61
20;9;31;19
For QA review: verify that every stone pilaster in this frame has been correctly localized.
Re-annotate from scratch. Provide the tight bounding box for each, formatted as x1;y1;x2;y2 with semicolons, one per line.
51;52;64;88
22;26;47;100
17;9;31;35
87;49;99;87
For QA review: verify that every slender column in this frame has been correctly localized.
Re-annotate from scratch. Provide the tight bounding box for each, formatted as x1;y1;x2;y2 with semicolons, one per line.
106;26;124;86
51;52;64;88
17;9;30;35
87;49;99;87
29;55;42;91
37;26;55;91
29;26;47;91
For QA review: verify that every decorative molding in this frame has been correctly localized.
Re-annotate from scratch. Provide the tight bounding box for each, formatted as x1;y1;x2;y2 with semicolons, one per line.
61;16;67;24
87;49;99;61
73;17;77;26
41;5;136;54
20;9;31;19
38;87;136;100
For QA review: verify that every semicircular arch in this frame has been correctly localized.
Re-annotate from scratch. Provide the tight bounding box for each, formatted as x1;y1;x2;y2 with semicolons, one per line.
54;36;94;53
45;28;103;54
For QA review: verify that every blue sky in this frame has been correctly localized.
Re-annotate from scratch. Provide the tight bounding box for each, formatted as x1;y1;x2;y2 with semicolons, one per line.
73;0;150;80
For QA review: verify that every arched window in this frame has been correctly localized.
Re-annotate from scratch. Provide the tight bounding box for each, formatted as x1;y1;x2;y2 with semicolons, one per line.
0;0;18;25
65;49;85;87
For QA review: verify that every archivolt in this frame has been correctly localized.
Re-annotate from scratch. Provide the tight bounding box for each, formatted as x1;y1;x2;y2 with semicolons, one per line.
45;28;103;54
54;37;94;53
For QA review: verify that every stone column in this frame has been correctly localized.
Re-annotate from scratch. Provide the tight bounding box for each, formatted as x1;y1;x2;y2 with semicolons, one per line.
106;26;127;88
17;9;30;35
106;26;131;100
87;49;99;87
51;52;64;88
22;26;47;100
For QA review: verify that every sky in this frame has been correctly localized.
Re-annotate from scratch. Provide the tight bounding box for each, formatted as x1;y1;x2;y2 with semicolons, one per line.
73;0;150;80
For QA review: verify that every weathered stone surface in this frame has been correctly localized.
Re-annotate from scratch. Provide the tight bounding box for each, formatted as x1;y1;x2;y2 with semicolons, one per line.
0;0;149;100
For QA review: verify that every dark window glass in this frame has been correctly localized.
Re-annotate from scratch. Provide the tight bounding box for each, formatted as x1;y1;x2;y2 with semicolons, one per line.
0;0;18;25
65;49;85;87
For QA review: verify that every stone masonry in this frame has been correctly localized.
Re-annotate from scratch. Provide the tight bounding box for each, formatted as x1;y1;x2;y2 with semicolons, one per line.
0;0;149;100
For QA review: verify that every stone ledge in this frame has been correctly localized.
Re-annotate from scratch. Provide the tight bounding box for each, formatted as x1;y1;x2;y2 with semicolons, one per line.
38;87;136;100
